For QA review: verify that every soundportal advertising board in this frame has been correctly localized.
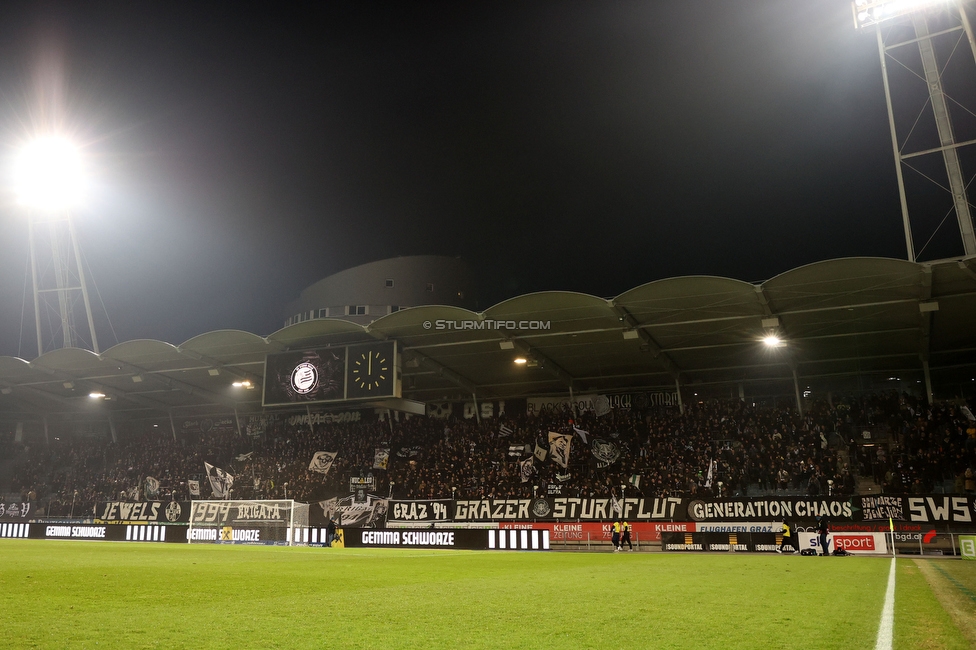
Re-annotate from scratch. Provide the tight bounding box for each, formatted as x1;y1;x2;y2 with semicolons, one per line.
263;342;399;407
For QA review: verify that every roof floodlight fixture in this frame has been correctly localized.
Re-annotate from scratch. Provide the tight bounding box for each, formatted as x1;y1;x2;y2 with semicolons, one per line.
852;0;955;30
15;135;101;357
513;357;528;365
14;136;86;212
855;0;976;260
762;335;784;348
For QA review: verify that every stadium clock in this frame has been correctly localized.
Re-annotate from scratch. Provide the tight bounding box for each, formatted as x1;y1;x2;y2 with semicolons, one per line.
346;343;395;398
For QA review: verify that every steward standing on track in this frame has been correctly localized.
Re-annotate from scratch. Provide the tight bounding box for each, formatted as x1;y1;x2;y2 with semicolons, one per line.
620;521;633;551
777;520;795;553
611;521;621;551
816;516;830;556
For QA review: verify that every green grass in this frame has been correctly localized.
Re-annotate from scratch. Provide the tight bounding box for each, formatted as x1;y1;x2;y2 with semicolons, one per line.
0;541;967;649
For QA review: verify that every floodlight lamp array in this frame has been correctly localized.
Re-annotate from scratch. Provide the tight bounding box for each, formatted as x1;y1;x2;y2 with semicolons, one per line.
852;0;955;29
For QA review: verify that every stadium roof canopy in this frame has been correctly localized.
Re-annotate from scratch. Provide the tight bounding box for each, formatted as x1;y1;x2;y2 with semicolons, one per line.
1;256;975;424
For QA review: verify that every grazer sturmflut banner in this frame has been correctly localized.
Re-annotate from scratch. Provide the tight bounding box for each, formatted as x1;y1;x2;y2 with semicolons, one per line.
452;497;685;522
95;501;191;523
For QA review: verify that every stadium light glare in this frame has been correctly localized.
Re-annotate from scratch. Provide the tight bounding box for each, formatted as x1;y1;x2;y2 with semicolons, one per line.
13;136;87;211
852;0;953;29
762;335;783;348
88;392;105;399
232;380;252;388
513;357;527;365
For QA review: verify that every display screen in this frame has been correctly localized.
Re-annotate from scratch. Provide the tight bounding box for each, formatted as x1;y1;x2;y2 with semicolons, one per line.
263;348;346;406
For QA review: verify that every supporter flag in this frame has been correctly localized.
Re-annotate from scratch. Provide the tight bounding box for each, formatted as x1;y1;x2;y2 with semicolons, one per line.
704;459;716;489
144;476;160;499
235;452;253;462
962;405;975;422
187;479;201;497
534;443;547;462
628;474;641;490
611;493;622;517
309;451;338;475
548;432;572;468
204;462;234;499
572;426;589;444
373;448;390;470
508;444;528;457
556;472;572;483
519;457;535;483
498;423;514;438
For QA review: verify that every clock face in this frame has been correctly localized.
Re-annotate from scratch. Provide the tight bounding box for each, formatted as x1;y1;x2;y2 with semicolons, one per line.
350;349;390;392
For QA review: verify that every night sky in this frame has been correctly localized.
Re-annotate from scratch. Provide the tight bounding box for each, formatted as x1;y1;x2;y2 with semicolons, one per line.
0;1;963;358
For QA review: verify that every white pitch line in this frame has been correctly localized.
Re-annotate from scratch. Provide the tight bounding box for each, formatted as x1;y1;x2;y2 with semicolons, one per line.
875;557;896;650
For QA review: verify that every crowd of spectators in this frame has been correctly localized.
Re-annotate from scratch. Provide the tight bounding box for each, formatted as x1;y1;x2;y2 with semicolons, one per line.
1;391;974;517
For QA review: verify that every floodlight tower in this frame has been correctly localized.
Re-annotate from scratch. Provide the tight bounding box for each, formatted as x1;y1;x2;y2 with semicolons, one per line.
15;136;100;356
854;0;976;260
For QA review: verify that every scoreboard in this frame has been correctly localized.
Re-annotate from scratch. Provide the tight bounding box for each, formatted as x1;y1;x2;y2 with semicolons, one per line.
262;341;399;407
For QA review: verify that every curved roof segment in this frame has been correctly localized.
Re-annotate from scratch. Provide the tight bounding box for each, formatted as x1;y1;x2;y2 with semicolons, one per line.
1;256;974;421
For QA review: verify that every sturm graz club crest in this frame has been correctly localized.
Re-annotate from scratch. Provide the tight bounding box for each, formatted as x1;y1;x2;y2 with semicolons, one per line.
591;439;620;468
165;502;183;522
291;362;319;395
530;498;552;518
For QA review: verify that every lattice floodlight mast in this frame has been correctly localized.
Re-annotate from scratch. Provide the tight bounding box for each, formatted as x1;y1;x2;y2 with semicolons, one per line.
854;0;976;260
15;137;99;357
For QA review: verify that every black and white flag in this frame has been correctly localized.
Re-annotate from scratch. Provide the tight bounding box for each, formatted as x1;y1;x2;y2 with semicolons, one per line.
187;479;201;497
572;426;589;445
204;462;234;499
590;439;620;469
534;443;548;462
309;451;338;475
519;457;535;483
548;432;572;468
508;444;529;457
235;452;253;462
144;476;160;500
499;423;514;437
373;448;390;470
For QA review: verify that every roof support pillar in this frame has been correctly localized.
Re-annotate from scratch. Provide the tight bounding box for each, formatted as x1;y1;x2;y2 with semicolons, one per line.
43;415;49;445
568;384;578;418
471;392;481;424
922;359;934;406
108;413;117;444
792;365;804;416
168;409;178;442
234;408;242;437
675;377;684;415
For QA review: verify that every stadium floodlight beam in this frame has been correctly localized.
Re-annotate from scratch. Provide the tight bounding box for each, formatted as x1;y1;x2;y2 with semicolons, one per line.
14;134;100;356
762;335;783;348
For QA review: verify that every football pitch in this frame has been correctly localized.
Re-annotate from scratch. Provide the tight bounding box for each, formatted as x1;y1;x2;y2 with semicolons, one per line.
1;541;973;649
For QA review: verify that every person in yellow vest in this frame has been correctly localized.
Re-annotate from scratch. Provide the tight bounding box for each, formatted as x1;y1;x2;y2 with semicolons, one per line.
776;519;796;554
620;521;633;551
611;521;621;551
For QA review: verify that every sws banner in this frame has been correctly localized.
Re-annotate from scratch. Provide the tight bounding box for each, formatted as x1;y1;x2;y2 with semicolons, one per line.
95;501;190;523
685;495;976;524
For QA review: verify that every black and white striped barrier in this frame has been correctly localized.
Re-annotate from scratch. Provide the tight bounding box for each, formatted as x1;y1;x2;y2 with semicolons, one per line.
488;528;550;550
125;525;168;542
0;522;30;538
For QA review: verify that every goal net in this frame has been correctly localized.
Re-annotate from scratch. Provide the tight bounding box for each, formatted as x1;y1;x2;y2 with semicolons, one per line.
187;500;310;546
